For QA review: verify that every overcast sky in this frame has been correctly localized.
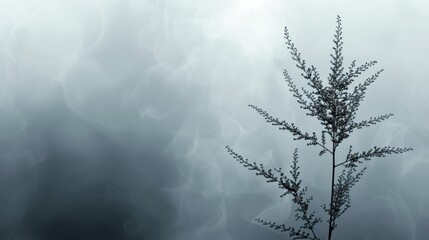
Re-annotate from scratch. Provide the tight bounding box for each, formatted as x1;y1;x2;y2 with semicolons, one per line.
0;0;428;239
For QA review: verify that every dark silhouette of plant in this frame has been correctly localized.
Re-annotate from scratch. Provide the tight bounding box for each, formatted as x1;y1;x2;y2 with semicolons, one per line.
226;16;412;240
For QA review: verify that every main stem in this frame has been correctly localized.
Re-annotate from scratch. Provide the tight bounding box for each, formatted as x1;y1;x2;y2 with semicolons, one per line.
328;141;336;240
328;102;337;240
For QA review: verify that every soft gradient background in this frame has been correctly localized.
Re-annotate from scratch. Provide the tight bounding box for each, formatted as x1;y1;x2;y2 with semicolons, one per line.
0;0;427;239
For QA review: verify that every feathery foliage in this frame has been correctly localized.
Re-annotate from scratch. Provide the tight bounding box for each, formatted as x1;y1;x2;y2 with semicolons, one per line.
226;16;412;240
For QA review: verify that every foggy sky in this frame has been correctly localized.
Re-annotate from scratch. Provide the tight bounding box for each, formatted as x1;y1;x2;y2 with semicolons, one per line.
0;0;428;239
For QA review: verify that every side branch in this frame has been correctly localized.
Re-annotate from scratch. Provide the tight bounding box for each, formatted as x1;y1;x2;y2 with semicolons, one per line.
335;145;413;168
225;145;296;193
323;166;366;230
348;113;394;131
340;60;378;88
284;69;317;116
249;149;321;240
249;104;333;155
284;27;325;97
255;219;318;240
348;69;384;113
289;149;322;239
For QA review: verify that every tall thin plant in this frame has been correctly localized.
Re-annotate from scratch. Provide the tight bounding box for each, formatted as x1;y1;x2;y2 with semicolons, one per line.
226;16;412;240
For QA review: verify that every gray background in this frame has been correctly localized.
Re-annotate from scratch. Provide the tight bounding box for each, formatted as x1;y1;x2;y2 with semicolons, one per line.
0;0;427;239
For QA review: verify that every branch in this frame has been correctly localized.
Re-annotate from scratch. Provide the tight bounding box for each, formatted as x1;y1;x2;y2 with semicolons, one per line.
335;145;413;168
284;69;317;117
336;113;394;144
348;113;394;131
284;27;326;100
328;15;344;87
228;147;322;239
324;166;366;230
253;149;321;240
225;145;296;193
347;69;384;114
255;219;317;240
284;69;331;129
249;104;333;155
339;60;378;90
289;149;322;239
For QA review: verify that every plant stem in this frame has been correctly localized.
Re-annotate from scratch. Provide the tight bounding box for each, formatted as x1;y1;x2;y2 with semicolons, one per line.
328;145;336;240
329;102;337;240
